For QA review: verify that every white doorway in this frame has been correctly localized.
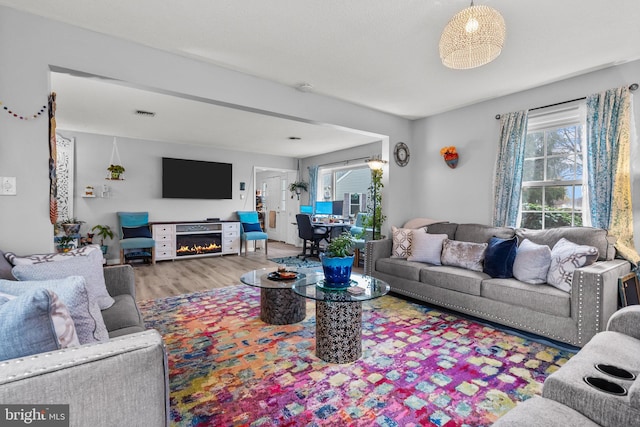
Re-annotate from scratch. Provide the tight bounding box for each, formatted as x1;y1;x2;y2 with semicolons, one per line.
255;167;299;245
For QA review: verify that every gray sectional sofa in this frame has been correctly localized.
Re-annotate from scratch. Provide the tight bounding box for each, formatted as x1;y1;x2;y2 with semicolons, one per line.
0;260;169;427
365;223;631;347
493;305;640;426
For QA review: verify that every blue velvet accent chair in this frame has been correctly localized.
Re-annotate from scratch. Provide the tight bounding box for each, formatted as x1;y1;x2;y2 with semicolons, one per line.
353;237;366;267
237;211;268;256
117;212;155;265
350;212;369;237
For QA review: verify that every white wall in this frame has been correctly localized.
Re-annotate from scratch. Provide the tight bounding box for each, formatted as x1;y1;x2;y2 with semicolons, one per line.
411;60;640;248
56;130;294;260
0;6;411;254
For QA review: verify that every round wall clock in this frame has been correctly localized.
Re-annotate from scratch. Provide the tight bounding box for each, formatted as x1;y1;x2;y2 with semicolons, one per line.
394;142;410;167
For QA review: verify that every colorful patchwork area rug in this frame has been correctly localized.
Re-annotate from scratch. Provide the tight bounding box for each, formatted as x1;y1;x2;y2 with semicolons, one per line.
139;285;575;427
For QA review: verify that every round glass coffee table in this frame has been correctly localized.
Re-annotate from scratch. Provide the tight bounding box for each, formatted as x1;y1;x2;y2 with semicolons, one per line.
293;272;390;363
240;267;318;325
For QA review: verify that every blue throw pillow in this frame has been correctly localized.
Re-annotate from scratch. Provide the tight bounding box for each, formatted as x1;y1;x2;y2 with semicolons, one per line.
0;277;109;344
483;236;518;278
242;222;262;232
122;226;152;239
0;288;80;361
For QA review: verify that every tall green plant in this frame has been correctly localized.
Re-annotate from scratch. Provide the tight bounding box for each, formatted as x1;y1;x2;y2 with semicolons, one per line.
363;168;386;239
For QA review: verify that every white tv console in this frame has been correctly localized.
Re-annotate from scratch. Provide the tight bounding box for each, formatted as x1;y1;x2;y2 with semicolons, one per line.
151;221;240;261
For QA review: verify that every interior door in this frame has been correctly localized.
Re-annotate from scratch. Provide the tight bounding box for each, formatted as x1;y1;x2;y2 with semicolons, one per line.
263;175;284;241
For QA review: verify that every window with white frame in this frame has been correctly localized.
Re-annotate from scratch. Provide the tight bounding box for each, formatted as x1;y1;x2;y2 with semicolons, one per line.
519;103;586;229
317;164;371;215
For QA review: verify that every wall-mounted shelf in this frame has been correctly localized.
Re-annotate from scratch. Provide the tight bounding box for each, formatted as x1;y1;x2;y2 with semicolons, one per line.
82;195;96;198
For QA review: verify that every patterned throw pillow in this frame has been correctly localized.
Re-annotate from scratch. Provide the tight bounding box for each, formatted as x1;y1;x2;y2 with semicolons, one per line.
441;239;488;272
0;276;109;344
547;238;599;292
0;288;80;361
391;226;419;259
407;233;448;265
0;250;15;281
12;249;115;310
4;244;101;266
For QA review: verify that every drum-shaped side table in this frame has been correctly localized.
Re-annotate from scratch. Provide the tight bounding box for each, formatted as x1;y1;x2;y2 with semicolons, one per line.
293;273;390;363
240;268;316;325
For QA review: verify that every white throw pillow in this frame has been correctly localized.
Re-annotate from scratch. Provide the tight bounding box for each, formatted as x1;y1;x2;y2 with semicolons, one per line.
512;239;552;285
547;238;599;292
12;248;114;310
407;233;448;264
440;239;488;272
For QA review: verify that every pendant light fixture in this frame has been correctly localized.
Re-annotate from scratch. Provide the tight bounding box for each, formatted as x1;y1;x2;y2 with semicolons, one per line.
439;1;506;70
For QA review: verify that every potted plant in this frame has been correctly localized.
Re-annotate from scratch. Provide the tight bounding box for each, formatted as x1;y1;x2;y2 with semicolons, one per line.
57;218;84;236
362;167;386;240
107;164;125;179
56;235;76;253
91;224;115;255
320;232;355;288
288;181;308;200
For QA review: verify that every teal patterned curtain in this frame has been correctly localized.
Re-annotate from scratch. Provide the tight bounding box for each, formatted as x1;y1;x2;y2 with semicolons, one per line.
492;111;529;227
586;86;639;265
308;165;318;210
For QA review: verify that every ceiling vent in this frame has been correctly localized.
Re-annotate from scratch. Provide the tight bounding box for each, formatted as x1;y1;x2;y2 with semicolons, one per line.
135;109;156;117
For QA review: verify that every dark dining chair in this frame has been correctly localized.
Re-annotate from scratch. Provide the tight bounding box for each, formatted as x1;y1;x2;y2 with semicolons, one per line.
296;214;330;260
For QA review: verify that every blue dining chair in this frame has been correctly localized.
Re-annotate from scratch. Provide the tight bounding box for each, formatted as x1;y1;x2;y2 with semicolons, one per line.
237;211;268;256
117;211;155;264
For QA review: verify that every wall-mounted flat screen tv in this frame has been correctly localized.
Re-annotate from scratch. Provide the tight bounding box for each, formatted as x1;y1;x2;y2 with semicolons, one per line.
162;157;233;199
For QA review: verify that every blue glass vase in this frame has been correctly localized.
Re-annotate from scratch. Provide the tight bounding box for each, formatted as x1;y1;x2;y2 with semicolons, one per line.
320;254;354;288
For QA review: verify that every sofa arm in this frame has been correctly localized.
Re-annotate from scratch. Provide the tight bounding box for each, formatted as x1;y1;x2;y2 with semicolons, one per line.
103;264;136;298
570;259;631;346
0;330;168;427
607;305;640;340
365;239;392;276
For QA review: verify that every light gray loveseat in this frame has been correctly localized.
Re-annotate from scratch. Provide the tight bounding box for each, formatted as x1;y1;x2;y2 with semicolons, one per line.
366;223;631;347
492;305;640;426
0;262;169;427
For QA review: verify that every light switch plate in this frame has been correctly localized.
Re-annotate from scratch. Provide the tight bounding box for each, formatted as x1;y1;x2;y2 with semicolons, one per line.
1;177;16;195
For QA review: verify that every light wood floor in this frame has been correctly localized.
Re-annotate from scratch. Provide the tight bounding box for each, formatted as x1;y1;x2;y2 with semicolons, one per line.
132;241;363;301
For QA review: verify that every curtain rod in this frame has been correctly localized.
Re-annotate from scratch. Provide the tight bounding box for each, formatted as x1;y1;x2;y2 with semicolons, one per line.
313;156;371;168
495;83;639;120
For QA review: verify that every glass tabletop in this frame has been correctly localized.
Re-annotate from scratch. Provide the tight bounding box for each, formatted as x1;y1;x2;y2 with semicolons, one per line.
293;272;390;302
240;267;321;289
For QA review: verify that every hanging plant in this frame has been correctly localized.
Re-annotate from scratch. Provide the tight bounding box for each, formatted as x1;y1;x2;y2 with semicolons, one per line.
288;181;308;199
107;164;125;180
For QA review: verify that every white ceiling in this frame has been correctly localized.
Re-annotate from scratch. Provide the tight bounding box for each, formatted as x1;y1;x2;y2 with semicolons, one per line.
3;0;640;155
50;72;381;158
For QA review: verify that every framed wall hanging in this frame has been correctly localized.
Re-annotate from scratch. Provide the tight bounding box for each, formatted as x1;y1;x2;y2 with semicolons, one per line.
619;272;640;307
55;133;75;222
